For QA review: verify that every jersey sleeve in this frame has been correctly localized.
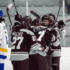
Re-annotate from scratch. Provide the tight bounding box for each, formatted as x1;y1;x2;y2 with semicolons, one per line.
0;25;4;39
45;29;57;43
50;29;58;42
0;24;8;63
59;29;66;38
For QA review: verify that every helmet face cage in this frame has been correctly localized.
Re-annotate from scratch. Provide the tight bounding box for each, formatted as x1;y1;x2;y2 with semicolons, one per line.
21;16;32;28
23;16;32;23
48;13;55;21
23;22;30;28
41;15;53;26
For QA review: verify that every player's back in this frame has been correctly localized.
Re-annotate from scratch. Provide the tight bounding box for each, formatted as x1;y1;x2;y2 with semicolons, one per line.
10;28;35;61
29;26;52;56
11;31;29;52
30;26;51;47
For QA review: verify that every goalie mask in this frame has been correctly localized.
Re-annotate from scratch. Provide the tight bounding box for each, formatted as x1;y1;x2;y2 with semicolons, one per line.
23;16;32;24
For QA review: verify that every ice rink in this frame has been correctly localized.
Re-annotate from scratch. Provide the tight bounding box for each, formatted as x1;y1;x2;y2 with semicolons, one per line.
4;47;70;70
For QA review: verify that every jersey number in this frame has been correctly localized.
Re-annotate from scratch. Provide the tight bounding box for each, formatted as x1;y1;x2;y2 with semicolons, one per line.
37;31;45;41
12;37;24;49
5;36;8;44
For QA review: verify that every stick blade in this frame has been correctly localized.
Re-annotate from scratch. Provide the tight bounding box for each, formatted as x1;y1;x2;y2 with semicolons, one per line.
7;3;13;9
30;10;40;19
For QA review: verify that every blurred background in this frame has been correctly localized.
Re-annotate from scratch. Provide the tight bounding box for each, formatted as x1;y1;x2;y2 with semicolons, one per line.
0;0;70;47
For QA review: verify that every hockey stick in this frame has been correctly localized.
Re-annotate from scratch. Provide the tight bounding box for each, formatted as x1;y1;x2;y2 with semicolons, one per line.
66;19;70;22
6;3;13;25
65;0;70;22
30;10;40;19
65;0;70;14
13;0;18;15
13;0;23;23
56;0;62;21
34;25;56;33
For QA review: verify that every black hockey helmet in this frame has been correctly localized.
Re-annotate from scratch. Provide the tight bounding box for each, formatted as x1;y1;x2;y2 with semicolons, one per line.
58;20;65;29
31;18;41;26
47;14;56;27
23;16;32;24
12;22;21;32
41;15;52;26
21;16;32;28
42;15;50;21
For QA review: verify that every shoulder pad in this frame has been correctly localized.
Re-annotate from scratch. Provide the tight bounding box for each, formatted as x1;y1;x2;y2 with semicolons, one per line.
20;29;35;35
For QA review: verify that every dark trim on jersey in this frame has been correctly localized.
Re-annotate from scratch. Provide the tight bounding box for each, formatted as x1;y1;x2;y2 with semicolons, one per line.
52;49;61;51
50;45;61;49
11;52;28;54
19;29;35;35
30;26;47;33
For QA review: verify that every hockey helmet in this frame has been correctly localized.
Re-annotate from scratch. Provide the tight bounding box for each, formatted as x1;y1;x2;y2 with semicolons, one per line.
0;9;3;18
12;22;21;32
23;16;32;24
21;16;32;28
41;15;52;26
31;18;41;26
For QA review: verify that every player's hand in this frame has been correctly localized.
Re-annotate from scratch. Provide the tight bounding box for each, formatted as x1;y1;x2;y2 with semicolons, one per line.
15;14;23;21
41;47;44;51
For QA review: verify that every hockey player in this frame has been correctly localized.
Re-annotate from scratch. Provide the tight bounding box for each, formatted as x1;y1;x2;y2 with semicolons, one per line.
0;9;8;70
47;13;66;70
10;16;44;70
41;15;55;70
29;17;56;70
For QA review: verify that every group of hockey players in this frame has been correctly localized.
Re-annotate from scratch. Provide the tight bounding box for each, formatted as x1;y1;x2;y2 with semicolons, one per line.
10;10;66;70
0;8;66;70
